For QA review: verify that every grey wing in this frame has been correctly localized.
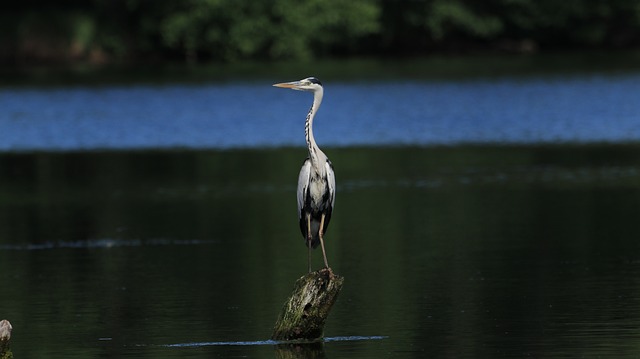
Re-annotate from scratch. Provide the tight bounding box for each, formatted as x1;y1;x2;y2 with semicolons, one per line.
297;159;312;219
325;159;336;208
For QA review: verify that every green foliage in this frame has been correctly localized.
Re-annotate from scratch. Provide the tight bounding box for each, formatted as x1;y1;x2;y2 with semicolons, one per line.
426;1;504;40
2;0;640;65
159;0;379;62
267;0;379;59
0;348;12;359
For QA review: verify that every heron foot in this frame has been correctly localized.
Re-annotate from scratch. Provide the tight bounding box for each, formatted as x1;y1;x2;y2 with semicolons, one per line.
319;266;335;279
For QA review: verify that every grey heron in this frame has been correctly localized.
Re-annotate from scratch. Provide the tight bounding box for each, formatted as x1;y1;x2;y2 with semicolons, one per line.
273;77;336;272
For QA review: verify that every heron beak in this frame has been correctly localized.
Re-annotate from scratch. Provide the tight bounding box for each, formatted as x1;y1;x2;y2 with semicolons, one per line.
273;81;302;89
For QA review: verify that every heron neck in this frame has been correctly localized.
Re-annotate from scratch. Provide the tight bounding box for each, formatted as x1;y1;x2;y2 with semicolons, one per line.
305;89;324;170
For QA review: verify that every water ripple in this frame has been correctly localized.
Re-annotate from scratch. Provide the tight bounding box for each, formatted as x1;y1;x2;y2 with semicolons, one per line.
161;335;387;347
341;165;640;191
0;238;217;251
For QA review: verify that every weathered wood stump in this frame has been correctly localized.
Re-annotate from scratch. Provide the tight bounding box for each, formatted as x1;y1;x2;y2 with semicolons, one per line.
272;268;344;341
0;320;12;359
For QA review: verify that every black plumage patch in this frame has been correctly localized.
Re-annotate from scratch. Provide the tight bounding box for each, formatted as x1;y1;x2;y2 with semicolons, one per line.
307;77;322;86
299;169;333;249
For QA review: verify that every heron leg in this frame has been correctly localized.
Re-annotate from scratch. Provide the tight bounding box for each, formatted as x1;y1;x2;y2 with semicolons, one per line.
318;213;330;269
306;214;312;273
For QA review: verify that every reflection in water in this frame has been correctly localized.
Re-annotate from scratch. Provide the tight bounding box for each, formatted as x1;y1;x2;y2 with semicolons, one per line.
0;146;639;358
275;342;326;359
160;336;388;359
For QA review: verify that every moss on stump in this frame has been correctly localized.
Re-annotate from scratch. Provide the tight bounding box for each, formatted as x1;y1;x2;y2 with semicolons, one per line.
272;268;344;341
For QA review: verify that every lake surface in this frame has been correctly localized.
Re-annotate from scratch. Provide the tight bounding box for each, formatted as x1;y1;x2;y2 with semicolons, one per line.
1;74;640;151
1;73;640;358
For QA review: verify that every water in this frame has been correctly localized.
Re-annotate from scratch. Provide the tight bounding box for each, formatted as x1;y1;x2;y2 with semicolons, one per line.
1;146;640;358
1;74;640;151
1;73;640;358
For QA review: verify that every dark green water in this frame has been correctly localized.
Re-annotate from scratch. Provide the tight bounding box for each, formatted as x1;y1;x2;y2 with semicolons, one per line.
1;145;640;358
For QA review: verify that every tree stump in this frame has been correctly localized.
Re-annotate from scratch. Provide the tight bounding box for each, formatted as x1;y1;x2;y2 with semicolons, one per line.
272;268;344;341
0;320;12;359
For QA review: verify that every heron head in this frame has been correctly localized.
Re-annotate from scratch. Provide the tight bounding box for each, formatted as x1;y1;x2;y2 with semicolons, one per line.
273;77;323;92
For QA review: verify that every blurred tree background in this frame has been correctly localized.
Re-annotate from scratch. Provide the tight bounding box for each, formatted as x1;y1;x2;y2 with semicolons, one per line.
2;0;640;66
